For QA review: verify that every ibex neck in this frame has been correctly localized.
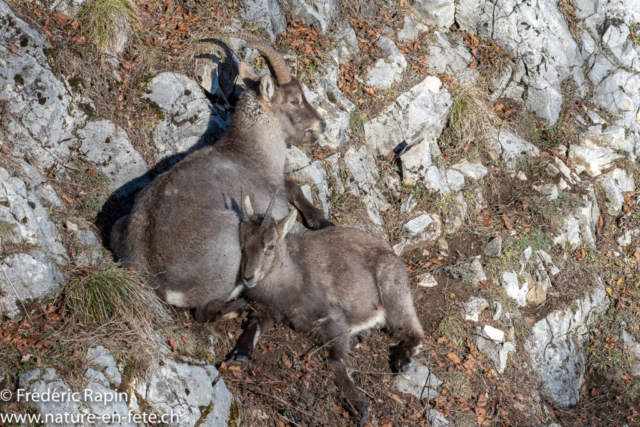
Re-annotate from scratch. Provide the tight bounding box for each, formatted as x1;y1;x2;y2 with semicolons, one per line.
222;97;288;178
249;249;300;308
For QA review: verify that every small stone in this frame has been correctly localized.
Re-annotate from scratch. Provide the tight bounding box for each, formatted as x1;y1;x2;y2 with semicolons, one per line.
445;169;465;191
65;221;78;232
480;325;505;342
450;161;488;180
396;361;442;400
463;297;489;322
485;236;502;258
516;171;528;181
534;183;559;201
470;258;487;285
546;163;560;177
492;301;503;321
417;273;439;288
501;271;528;307
621;330;640;376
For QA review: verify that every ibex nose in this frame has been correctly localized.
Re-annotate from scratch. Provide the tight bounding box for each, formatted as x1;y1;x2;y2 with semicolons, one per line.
243;274;255;283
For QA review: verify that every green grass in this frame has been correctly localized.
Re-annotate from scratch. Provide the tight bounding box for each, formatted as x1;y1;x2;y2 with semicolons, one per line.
0;220;16;239
77;0;138;53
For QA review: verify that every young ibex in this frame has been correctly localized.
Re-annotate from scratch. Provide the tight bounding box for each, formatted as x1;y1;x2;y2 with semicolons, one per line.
235;194;425;420
110;33;332;322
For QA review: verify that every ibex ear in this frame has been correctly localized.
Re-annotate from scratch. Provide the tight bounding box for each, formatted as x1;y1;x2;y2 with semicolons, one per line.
239;61;259;83
259;74;276;103
278;208;298;237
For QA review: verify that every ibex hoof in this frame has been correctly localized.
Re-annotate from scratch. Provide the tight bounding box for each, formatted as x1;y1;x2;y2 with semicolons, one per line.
354;402;369;422
230;351;250;363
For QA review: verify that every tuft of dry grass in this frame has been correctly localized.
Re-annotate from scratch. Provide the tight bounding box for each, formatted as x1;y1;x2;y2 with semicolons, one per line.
63;263;170;379
436;315;466;349
64;263;165;328
76;0;138;55
442;82;500;157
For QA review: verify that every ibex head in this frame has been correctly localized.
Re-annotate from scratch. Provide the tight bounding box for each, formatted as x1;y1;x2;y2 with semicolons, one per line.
227;33;326;145
239;192;297;287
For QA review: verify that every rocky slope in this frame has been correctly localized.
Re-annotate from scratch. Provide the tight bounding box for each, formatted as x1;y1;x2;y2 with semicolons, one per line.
1;0;640;425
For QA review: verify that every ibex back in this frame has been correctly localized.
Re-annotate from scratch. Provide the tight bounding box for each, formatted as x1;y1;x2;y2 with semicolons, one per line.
234;195;425;420
110;34;331;322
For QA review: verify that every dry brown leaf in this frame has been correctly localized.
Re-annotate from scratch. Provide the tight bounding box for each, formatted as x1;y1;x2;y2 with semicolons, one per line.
169;338;178;352
8;44;19;54
282;354;292;368
390;394;405;405
447;352;461;364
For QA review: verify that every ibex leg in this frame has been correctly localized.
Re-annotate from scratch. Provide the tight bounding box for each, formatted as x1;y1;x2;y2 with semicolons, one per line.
285;180;333;230
230;311;274;362
321;319;369;421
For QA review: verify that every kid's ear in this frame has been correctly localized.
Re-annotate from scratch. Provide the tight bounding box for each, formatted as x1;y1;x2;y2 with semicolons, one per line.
278;208;298;237
260;74;276;103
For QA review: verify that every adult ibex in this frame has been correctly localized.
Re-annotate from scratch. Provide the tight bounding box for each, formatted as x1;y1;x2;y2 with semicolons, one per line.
234;194;425;420
110;33;332;322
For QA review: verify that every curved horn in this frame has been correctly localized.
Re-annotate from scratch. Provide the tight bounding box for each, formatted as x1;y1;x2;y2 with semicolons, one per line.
223;32;264;44
223;32;291;84
240;190;249;222
262;190;279;228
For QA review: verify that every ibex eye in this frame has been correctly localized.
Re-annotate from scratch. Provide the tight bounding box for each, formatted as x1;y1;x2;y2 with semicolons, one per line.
290;100;300;106
266;244;276;252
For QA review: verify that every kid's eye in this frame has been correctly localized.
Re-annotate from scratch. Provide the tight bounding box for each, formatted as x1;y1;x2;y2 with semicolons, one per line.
266;244;276;252
290;100;299;106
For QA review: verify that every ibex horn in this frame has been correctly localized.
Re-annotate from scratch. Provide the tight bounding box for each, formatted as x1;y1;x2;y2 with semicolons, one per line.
240;190;249;222
262;190;279;228
223;32;292;85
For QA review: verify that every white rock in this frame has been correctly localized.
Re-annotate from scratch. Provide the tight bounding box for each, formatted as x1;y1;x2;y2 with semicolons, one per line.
463;297;489;322
364;104;405;155
424;167;451;195
445;169;465;191
427;31;474;75
450;161;488;180
501;271;528;307
476;327;515;373
621;330;640;376
283;0;338;34
87;346;121;387
481;324;505;343
417;273;439;287
526;282;609;406
366;37;407;89
397;16;427;42
597;168;636;215
394;213;443;255
492;301;503;321
143;73;230;163
410;0;455;27
343;148;390;225
568;145;623;177
490;128;540;169
77;120;149;196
